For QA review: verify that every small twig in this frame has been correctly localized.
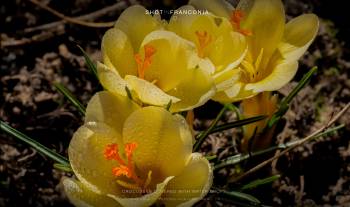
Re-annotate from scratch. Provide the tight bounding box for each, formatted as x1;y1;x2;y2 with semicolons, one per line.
28;0;116;28
231;103;350;183
24;1;129;33
297;175;305;205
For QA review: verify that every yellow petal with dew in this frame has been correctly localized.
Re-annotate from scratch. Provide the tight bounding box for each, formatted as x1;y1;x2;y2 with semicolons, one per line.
162;153;213;207
122;106;192;180
169;6;247;74
124;75;180;107
279;14;319;62
85;91;140;134
62;177;119;207
166;64;216;112
108;176;174;207
68;124;122;195
101;28;137;77
140;30;198;91
97;62;128;97
114;5;163;50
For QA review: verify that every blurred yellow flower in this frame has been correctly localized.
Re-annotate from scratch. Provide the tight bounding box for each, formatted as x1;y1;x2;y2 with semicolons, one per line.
99;5;216;112
168;5;248;95
62;91;213;207
240;92;277;151
189;0;319;102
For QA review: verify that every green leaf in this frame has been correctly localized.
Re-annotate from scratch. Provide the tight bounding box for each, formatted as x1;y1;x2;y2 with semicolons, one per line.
193;105;228;151
0;120;70;167
241;175;281;190
77;45;98;80
214;124;344;171
165;99;172;111
54;163;73;172
268;66;317;128
205;155;217;162
220;189;261;205
54;83;86;115
209;115;266;135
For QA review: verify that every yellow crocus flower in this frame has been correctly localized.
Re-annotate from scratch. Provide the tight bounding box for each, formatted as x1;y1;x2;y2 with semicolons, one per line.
167;5;248;95
62;91;213;207
189;0;319;102
99;5;216;112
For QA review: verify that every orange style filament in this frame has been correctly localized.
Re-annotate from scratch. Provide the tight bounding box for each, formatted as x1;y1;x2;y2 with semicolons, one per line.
134;44;156;79
230;9;252;36
195;31;212;58
104;142;143;187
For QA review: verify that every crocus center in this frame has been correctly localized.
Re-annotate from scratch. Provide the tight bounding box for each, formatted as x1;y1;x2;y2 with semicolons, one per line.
195;30;212;58
240;48;265;83
104;142;152;191
230;9;252;36
134;44;157;79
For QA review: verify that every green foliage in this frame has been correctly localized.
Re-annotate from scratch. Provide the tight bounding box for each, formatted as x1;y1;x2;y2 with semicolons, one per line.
77;45;98;80
0;120;71;169
241;175;281;190
268;66;318;128
54;83;86;115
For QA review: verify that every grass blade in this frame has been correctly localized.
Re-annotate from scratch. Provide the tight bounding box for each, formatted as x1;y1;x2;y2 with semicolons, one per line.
210;115;267;135
215;188;261;205
193;105;228;151
0;120;70;167
268;66;317;128
77;44;98;80
241;175;281;190
54;83;86;115
214;124;344;171
54;163;73;172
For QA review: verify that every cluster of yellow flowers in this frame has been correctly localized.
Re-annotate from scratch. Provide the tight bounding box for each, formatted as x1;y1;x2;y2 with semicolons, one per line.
62;0;319;206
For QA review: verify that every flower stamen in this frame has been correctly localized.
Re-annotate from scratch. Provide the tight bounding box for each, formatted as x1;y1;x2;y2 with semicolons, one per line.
134;44;156;79
195;31;212;58
104;142;144;188
230;9;252;36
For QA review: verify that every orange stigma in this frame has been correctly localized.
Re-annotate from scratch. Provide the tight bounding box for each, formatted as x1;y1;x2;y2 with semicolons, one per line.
104;142;143;187
134;44;156;79
230;9;252;36
195;31;212;58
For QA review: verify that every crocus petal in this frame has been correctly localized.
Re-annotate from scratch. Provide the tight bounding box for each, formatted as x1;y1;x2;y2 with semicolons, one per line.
169;6;247;74
122;107;192;179
124;75;180;106
278;14;319;62
238;0;285;65
212;68;240;91
245;60;298;93
101;28;137;77
68;124;123;195
189;0;234;19
108;176;174;207
140;30;198;91
213;80;260;103
97;62;128;97
85;91;140;134
173;114;194;147
166;64;216;112
209;31;247;73
114;5;163;50
162;153;213;207
62;177;118;207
